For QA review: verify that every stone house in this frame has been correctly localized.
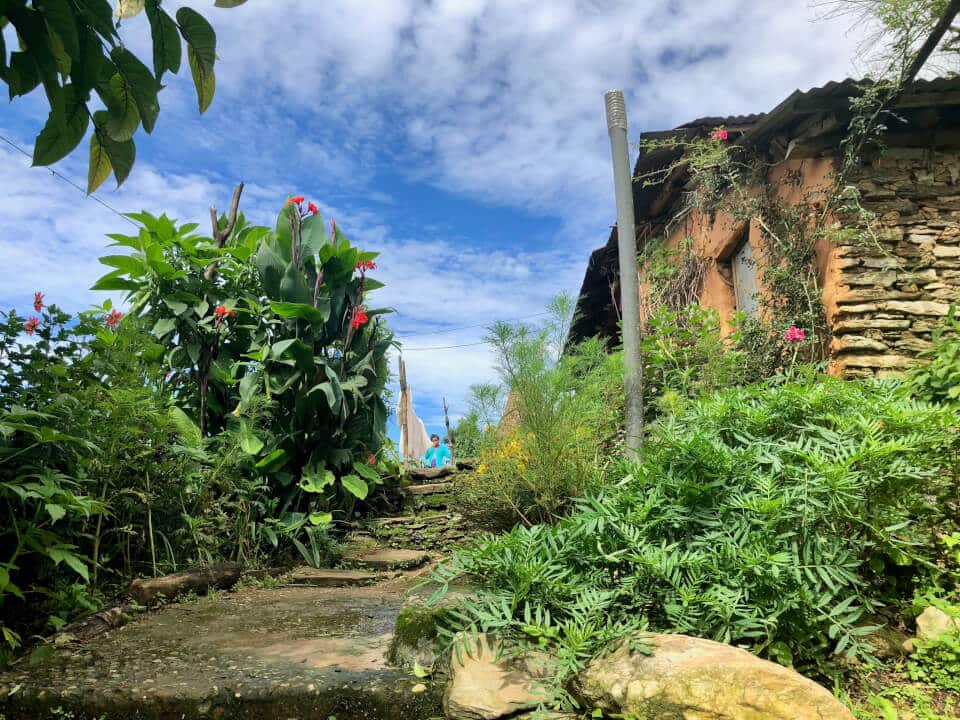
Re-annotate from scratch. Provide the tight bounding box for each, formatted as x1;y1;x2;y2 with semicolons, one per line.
568;77;960;375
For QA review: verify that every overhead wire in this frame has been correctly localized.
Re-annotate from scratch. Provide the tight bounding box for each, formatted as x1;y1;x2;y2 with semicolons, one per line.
393;311;551;339
0;133;139;228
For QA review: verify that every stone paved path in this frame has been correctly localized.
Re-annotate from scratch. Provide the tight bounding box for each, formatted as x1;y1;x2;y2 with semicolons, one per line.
0;575;444;720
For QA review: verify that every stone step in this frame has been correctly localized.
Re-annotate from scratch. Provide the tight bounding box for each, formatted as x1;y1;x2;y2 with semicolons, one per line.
406;466;454;482
0;584;443;719
404;482;453;496
341;548;430;571
287;567;379;587
366;513;450;527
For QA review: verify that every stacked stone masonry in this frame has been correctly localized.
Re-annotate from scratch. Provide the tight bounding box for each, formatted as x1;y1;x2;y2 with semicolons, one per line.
831;148;960;376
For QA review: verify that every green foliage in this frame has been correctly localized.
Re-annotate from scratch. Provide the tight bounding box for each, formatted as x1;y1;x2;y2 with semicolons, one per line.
94;200;394;513
906;306;960;404
641;305;747;416
431;371;959;697
907;629;960;692
458;323;623;529
1;1;244;192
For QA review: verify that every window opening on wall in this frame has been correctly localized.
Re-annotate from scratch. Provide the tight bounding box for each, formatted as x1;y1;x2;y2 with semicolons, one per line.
731;229;759;318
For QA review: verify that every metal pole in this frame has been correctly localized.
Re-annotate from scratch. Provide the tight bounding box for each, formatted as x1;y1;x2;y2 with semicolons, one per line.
604;90;644;457
442;396;454;462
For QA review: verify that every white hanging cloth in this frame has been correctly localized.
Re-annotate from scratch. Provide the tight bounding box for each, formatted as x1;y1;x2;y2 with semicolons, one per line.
398;357;431;462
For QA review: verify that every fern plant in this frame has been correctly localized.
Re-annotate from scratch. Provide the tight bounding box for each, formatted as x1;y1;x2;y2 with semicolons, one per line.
428;369;959;702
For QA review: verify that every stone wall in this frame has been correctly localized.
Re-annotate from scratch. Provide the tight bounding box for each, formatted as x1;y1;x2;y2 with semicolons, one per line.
830;147;960;376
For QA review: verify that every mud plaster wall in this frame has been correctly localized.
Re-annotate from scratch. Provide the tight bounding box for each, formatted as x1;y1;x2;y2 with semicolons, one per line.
830;148;960;376
652;157;838;337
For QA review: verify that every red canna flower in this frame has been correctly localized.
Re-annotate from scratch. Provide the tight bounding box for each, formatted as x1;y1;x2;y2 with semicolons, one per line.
23;316;40;336
105;309;123;329
350;308;369;329
784;325;805;343
711;128;729;141
33;292;45;313
288;195;305;206
214;305;236;319
308;202;319;216
356;260;377;271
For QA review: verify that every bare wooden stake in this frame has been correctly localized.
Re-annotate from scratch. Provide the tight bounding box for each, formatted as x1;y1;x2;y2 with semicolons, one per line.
443;395;454;461
203;182;245;281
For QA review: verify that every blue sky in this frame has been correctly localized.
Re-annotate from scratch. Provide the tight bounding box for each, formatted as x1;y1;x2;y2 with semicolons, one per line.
0;0;870;441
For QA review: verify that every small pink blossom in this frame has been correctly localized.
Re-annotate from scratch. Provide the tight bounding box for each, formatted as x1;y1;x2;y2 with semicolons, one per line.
24;316;40;336
105;309;123;329
711;128;729;141
784;326;806;343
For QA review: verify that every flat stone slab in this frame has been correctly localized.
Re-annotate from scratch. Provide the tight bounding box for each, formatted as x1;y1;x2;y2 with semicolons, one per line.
287;567;379;587
0;583;442;719
342;548;430;571
407;467;453;482
405;482;453;496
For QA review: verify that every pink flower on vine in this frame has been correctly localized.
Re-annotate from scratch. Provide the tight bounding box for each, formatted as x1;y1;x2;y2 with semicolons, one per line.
784;326;805;343
24;316;40;336
33;292;45;313
711;129;729;141
105;309;123;329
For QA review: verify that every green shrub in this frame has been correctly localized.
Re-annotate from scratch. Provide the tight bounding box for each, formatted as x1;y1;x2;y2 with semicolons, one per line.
456;333;623;529
908;628;960;692
907;305;960;405
431;370;959;691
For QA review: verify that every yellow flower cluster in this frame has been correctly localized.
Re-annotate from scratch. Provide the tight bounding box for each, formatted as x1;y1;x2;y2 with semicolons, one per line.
475;433;534;475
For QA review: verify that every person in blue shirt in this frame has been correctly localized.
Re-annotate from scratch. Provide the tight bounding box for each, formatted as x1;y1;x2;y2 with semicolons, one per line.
422;434;452;468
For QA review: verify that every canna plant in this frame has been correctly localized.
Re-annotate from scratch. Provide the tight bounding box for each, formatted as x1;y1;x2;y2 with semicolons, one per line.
94;195;393;519
239;196;392;512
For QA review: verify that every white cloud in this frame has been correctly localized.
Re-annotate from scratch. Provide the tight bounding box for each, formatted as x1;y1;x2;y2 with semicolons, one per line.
1;0;875;424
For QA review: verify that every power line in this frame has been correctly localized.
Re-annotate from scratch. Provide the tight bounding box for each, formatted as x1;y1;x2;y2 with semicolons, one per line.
400;340;489;352
0;134;138;228
393;311;551;339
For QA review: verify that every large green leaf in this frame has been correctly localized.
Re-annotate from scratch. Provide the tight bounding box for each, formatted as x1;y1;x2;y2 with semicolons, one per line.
110;47;159;133
145;1;182;80
280;262;313;304
99;253;144;275
300;468;335;493
238;371;260;408
91;113;136;188
38;0;80;60
168;406;202;448
270;301;329;325
87;128;112;194
176;7;216;113
98;73;141;142
255;448;287;471
340;474;368;500
214;0;248;6
32;84;89;166
253;240;286;299
46;547;89;582
70;26;105;95
186;44;215;114
150;317;176;338
239;421;264;455
352;460;381;483
7;52;41;98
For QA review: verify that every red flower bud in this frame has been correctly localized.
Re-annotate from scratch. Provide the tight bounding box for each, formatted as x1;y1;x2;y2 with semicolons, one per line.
33;292;45;313
308;202;319;216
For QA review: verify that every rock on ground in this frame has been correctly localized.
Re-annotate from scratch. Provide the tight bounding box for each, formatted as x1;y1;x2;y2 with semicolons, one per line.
444;633;553;720
915;605;960;643
575;633;854;720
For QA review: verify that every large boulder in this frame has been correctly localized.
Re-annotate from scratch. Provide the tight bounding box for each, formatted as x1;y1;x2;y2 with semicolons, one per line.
915;605;960;643
444;633;552;720
575;633;854;720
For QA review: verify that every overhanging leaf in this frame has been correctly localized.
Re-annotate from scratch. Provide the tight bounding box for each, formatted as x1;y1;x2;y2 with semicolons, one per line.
340;473;368;500
186;44;215;113
145;1;181;80
32;84;89;167
110;46;159;133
